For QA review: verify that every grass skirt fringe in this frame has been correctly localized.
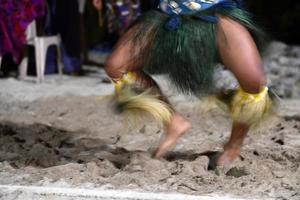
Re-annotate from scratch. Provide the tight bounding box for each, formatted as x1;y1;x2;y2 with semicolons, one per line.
120;7;264;95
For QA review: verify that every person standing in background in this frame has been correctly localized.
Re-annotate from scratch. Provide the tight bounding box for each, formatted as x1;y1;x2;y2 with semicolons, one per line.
45;0;83;75
0;0;45;76
92;0;141;40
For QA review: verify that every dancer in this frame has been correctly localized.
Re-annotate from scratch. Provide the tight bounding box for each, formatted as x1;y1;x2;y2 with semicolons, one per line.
105;0;273;166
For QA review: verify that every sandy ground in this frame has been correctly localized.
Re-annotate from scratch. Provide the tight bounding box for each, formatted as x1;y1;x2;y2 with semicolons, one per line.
0;42;300;200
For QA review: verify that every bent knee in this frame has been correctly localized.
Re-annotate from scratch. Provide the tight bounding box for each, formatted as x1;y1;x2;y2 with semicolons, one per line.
105;55;127;79
239;69;266;94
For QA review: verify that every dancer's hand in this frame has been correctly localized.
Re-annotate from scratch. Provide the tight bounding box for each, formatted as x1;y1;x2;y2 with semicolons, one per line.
92;0;102;11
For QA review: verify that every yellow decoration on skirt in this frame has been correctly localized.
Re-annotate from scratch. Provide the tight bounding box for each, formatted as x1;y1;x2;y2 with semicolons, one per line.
112;72;172;126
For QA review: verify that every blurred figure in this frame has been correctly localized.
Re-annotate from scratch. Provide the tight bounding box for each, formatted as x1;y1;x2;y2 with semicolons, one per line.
104;0;274;167
45;0;82;75
92;0;141;43
0;0;45;76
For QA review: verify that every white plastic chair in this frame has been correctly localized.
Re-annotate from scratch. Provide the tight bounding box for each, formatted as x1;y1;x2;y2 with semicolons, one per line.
19;21;63;82
78;0;86;14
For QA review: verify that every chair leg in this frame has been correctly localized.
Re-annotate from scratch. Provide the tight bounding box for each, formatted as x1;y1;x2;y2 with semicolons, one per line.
34;38;46;83
56;45;63;80
18;57;28;80
35;39;42;83
0;57;2;70
40;46;47;82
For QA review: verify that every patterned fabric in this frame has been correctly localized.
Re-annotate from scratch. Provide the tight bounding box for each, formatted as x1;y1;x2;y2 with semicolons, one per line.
159;0;227;15
159;0;243;23
0;0;45;62
159;0;242;29
106;0;141;35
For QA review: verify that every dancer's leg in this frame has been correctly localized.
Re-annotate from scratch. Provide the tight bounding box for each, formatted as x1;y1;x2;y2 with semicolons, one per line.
216;16;266;165
105;28;190;158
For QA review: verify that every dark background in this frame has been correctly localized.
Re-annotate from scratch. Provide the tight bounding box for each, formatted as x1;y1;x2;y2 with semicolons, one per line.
245;0;300;44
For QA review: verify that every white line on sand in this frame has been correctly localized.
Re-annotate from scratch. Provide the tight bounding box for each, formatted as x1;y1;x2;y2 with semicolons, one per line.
0;185;254;200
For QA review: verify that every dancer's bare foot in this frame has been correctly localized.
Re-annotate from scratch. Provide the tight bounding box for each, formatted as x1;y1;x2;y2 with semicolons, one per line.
154;113;191;158
215;122;248;166
216;146;241;166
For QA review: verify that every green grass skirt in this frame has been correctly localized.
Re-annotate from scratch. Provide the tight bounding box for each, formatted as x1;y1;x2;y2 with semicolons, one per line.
121;8;265;95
